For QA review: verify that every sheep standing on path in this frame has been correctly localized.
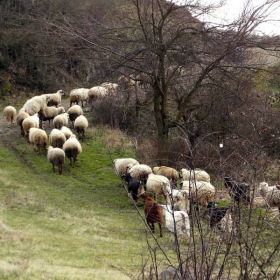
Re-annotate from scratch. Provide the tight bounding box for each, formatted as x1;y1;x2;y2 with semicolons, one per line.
22;113;40;138
63;135;82;168
53;113;69;129
67;105;83;127
49;128;66;148
23;94;50;116
113;158;139;177
28;128;48;154
16;108;30;136
3;106;17;127
74;115;88;142
69;88;89;107
47;146;65;174
181;168;211;183
46;90;65;107
39;106;66;128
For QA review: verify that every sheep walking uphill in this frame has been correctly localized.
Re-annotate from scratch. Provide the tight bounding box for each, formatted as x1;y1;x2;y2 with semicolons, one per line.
53;113;69;129
145;173;172;201
60;126;73;140
67;105;83;127
47;146;65;174
181;168;211;183
49;128;66;148
16;108;30;136
63;135;82;168
127;164;152;183
39;106;66;128
28;128;48;154
69;88;89;107
22;113;40;138
74;115;88;142
258;182;280;213
88;86;109;105
153;166;179;187
3;106;17;127
113;158;139;177
23;94;50;115
46;90;65;107
180;180;216;209
140;193;163;237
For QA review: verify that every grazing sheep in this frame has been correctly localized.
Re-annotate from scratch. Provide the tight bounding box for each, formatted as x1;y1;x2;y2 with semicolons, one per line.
153;166;179;188
74;115;88;142
100;82;118;95
224;177;250;205
22;113;40;138
53;113;69;129
258;182;280;212
113;158;140;177
69;88;89;107
123;173;145;203
16;108;30;136
46;90;65;107
47;146;65;174
67;105;83;127
181;168;211;183
140;193;163;237
145;173;172;201
39;106;66;128
49;128;66;148
180;180;216;208
23;94;50;115
62;135;82;167
3;106;17;126
28;128;48;153
127;164;153;183
160;205;190;243
88;86;109;104
60;126;74;140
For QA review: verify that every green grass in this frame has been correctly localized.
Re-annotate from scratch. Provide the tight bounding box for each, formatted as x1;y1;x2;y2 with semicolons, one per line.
0;126;178;279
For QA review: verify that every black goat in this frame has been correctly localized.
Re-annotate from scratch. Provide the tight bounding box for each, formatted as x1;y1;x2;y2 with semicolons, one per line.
224;177;250;205
206;202;230;229
123;173;145;202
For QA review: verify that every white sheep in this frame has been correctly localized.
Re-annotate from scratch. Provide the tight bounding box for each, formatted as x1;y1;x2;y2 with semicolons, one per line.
145;173;172;201
74;115;88;142
62;135;82;167
49;128;66;148
22;94;50;116
69;88;89;107
181;168;211;183
3;106;17;127
22;113;40;138
47;146;65;174
67;105;83;127
160;205;190;243
88;86;109;104
60;126;74;140
39;106;66;128
258;182;280;213
16;108;30;136
53;112;69;129
113;158;140;177
100;82;118;95
180;180;216;208
28;127;48;153
46;90;65;107
127;163;153;183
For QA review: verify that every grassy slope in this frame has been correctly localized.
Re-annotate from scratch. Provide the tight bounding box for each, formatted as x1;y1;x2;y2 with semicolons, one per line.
0;107;177;280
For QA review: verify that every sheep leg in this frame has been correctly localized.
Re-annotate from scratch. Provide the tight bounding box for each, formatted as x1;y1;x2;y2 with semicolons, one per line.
158;223;162;237
52;164;55;173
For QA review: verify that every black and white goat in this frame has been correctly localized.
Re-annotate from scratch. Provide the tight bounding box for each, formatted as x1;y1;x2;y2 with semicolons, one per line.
123;173;145;203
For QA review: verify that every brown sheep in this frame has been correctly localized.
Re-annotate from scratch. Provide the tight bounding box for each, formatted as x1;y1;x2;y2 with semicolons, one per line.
140;193;163;237
153;166;179;187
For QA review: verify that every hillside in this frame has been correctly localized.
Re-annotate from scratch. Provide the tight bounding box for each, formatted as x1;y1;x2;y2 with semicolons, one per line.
0;97;180;279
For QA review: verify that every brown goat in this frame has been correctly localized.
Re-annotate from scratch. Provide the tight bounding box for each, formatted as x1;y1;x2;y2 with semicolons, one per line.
140;193;163;237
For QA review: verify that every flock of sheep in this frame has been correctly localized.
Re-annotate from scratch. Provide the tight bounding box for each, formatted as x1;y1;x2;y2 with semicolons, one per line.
2;83;117;173
113;158;280;243
3;82;280;243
